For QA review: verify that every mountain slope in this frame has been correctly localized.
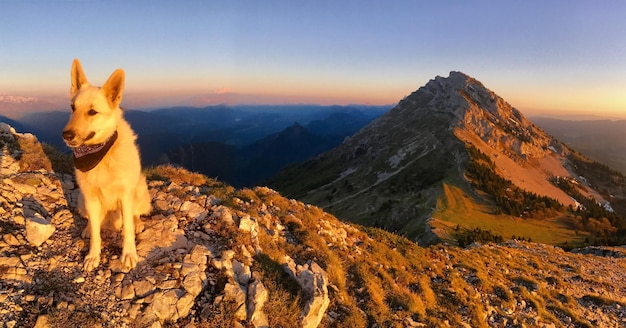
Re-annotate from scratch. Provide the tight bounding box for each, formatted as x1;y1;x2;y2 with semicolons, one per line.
162;109;382;188
1;123;626;327
269;72;624;246
531;117;626;175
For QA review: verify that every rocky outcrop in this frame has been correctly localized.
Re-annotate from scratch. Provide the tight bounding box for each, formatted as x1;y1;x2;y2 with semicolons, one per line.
282;256;330;328
0;123;21;176
0;126;319;327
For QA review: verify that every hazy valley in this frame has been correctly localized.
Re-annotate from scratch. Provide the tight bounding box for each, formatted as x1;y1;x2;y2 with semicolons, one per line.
0;104;388;187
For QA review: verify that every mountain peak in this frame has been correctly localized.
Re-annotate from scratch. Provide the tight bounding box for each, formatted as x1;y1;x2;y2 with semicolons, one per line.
391;70;496;122
441;70;476;83
427;71;483;91
270;72;621;246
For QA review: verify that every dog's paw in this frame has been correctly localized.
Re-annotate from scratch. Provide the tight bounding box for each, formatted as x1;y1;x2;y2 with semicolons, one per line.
134;220;144;234
83;253;100;272
121;250;139;270
81;226;90;239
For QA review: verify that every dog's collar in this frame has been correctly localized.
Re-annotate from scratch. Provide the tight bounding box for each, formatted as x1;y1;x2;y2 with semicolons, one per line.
73;131;118;172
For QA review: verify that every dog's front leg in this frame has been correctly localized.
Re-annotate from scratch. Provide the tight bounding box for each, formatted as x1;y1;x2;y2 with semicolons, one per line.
120;193;139;270
84;200;104;272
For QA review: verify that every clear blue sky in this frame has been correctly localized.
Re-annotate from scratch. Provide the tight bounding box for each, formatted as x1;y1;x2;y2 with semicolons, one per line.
2;1;626;116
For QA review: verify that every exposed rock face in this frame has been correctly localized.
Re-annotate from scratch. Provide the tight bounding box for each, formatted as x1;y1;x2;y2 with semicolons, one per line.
282;256;331;328
246;278;269;327
420;71;554;160
297;262;331;328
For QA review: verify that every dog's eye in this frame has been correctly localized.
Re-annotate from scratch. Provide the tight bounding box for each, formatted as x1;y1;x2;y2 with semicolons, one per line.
88;109;98;116
71;104;76;112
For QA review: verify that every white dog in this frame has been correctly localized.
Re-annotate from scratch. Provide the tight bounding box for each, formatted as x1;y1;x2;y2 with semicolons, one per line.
62;59;151;272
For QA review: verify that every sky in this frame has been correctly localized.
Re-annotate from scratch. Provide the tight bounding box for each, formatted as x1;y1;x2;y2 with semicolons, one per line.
2;1;626;117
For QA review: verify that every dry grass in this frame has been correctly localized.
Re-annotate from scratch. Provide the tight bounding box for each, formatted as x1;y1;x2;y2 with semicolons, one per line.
433;182;587;246
46;310;103;327
252;253;303;328
145;165;235;200
194;299;239;327
145;164;210;186
16;135;52;172
42;143;74;175
150;173;620;327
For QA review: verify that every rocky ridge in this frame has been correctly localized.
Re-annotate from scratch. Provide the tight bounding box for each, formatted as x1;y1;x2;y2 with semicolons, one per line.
268;72;613;243
1;123;626;327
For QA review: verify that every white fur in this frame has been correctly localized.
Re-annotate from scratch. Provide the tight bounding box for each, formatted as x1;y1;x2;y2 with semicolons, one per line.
63;59;151;272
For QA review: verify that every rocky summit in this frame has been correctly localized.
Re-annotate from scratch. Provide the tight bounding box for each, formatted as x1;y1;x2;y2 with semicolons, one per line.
1;121;626;327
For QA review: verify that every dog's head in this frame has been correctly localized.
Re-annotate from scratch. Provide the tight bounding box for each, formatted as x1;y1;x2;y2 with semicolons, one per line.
62;59;125;148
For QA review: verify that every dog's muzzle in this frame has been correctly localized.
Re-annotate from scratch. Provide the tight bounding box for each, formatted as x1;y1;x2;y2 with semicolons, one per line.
62;129;76;142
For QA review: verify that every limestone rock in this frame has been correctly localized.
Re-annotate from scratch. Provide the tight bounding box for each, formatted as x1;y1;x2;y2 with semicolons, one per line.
189;244;212;266
182;271;206;296
146;289;185;323
33;314;50;328
221;281;247;321
211;205;235;225
247;279;269;328
281;257;330;328
238;214;257;232
133;280;156;299
24;215;56;247
176;292;196;319
232;260;251;285
297;261;330;328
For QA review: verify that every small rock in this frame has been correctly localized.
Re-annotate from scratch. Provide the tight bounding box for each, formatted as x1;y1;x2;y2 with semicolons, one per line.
233;260;251;285
154;199;169;212
146;289;185;323
120;284;135;300
238;215;257;232
25;216;55;247
183;271;206;296
0;256;21;267
4;233;21;246
189;244;212;266
133;280;156;298
211;206;235;225
13;215;25;225
176;292;196;319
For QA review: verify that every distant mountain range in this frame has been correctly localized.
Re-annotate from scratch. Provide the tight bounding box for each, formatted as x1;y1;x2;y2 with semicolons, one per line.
268;72;626;247
1;104;389;187
0;95;63;118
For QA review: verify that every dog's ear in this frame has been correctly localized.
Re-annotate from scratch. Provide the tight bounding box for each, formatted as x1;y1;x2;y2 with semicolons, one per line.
70;59;89;97
101;69;125;108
